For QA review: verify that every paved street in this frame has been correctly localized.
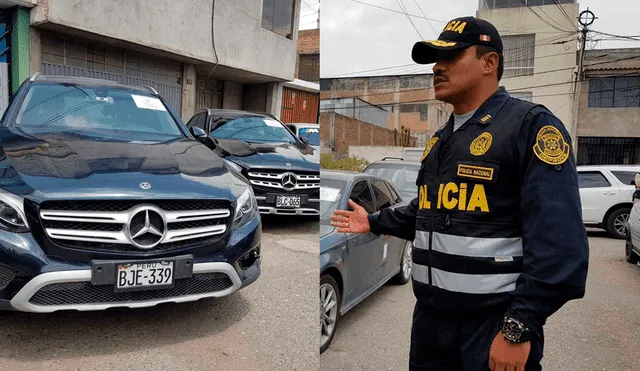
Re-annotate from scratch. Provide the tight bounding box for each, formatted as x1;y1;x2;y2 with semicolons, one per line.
321;231;640;371
0;216;319;371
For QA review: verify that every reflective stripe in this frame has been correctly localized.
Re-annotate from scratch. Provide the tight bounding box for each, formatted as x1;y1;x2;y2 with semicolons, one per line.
413;231;523;258
412;264;519;294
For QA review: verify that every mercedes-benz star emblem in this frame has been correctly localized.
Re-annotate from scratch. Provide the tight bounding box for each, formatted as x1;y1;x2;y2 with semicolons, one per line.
286;163;292;167
127;207;166;249
140;182;151;190
281;173;297;191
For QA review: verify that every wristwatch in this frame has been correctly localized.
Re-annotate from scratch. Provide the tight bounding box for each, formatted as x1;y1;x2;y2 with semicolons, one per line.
500;316;536;344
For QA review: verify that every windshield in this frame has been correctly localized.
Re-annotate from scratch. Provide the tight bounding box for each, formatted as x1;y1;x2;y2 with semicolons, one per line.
14;83;183;138
298;127;320;145
363;163;419;193
320;179;346;221
210;116;298;143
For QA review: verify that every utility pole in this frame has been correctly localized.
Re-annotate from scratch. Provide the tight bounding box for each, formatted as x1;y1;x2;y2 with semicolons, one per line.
570;8;596;157
317;4;320;29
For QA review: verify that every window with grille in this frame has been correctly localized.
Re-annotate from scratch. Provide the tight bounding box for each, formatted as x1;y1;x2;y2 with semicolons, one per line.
368;77;395;90
502;34;535;78
399;103;428;120
336;79;365;91
400;76;430;89
262;0;295;39
320;79;332;91
588;76;640;108
298;54;319;82
511;92;533;102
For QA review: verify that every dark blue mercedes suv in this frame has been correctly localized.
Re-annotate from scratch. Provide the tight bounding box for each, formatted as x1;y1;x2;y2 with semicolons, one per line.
0;74;261;312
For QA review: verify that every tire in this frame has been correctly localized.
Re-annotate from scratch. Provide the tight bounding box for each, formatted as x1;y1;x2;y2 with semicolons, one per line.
320;274;341;354
391;241;412;285
626;233;639;264
606;208;631;239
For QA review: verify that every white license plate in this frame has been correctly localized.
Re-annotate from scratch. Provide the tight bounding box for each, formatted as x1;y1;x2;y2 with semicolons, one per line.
276;195;301;208
115;261;174;292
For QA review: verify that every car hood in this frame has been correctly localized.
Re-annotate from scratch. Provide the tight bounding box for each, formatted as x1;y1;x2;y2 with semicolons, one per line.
212;139;318;172
0;127;247;203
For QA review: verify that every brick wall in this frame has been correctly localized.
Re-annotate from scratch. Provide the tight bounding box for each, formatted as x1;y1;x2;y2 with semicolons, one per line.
319;112;415;155
296;29;319;79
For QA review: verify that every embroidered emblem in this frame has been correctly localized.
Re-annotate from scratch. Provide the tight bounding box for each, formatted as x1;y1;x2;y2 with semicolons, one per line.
469;132;493;156
457;164;494;181
533;125;570;165
421;136;439;161
480;114;492;123
426;40;457;47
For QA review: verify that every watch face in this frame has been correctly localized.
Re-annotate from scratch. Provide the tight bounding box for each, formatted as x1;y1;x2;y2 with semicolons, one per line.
502;319;524;342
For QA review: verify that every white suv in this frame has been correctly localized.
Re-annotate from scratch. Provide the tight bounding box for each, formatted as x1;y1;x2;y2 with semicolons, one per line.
577;165;640;239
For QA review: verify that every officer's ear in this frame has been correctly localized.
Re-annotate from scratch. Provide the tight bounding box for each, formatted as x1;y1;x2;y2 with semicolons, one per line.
475;45;500;80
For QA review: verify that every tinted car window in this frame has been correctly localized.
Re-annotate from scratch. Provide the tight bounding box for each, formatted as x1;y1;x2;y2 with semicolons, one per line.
15;83;182;137
578;171;612;188
298;127;320;145
210;116;297;143
371;180;395;209
350;180;376;213
611;171;638;186
363;163;419;193
187;112;207;130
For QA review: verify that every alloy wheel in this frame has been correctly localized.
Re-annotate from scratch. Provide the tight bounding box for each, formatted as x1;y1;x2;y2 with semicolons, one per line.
320;282;338;348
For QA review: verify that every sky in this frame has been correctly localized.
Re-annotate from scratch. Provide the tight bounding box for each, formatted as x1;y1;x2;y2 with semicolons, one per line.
317;0;640;78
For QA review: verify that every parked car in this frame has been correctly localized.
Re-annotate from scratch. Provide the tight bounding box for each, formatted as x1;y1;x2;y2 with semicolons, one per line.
186;109;319;216
0;74;262;313
286;123;320;151
319;170;412;353
362;157;420;202
578;165;640;239
625;201;640;264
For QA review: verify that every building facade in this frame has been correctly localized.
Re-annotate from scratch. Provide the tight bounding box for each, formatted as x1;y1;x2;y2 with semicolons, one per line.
575;48;640;165
2;0;302;120
280;27;319;124
477;0;579;134
320;74;451;147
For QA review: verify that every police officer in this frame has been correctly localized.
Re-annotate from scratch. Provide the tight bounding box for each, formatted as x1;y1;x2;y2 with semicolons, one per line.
330;16;589;371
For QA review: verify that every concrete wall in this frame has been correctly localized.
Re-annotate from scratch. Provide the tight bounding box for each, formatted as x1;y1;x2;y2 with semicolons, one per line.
348;146;405;163
181;64;197;120
30;0;299;81
223;81;243;110
477;3;578;135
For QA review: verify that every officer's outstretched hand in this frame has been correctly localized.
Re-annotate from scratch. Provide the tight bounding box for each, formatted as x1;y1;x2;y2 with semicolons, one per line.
330;199;371;234
488;332;531;371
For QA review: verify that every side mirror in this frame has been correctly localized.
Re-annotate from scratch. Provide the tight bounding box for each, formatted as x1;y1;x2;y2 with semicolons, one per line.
299;136;309;144
190;126;207;140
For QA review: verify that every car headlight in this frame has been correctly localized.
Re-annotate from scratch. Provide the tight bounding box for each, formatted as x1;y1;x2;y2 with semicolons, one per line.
223;159;243;173
0;189;29;232
233;188;258;228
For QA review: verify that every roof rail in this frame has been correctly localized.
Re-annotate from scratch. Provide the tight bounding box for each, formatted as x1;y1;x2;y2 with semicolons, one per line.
29;72;41;82
143;85;158;95
381;157;404;161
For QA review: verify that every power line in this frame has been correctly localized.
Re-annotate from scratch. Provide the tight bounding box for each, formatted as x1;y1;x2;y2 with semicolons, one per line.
519;0;574;33
395;0;422;39
348;0;447;23
590;30;640;41
412;0;438;37
551;0;576;29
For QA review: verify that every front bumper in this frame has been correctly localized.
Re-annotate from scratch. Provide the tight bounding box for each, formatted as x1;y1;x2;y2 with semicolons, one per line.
0;214;262;313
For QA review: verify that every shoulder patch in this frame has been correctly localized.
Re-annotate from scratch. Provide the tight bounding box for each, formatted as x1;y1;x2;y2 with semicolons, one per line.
470;132;493;156
421;136;439;161
533;125;570;165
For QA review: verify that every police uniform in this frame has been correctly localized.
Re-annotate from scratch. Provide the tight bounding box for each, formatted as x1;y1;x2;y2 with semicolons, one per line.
367;17;589;371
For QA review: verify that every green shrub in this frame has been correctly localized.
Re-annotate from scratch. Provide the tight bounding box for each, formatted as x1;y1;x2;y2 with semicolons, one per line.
320;153;370;172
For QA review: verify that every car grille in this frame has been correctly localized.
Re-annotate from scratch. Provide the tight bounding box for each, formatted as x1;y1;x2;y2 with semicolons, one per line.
247;169;319;192
0;264;16;290
38;200;232;253
28;273;233;306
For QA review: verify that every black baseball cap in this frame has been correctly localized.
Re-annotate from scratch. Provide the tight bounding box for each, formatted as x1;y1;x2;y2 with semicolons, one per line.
411;16;503;64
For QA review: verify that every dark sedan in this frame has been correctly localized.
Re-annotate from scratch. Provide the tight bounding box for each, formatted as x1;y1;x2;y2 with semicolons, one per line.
362;158;420;203
320;171;412;353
